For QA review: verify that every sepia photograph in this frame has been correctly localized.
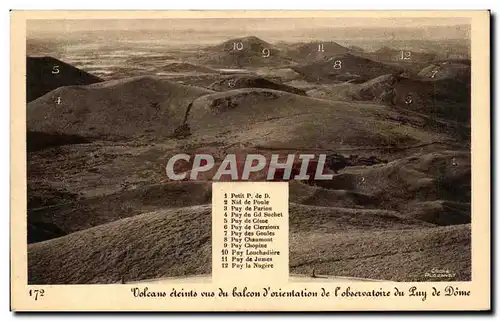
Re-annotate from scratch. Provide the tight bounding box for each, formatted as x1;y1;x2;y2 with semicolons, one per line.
25;16;472;285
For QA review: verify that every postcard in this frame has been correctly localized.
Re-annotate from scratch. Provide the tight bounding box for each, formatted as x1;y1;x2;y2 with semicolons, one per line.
11;10;490;311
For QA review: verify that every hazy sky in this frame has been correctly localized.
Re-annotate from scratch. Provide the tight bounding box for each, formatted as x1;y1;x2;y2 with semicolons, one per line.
27;17;470;34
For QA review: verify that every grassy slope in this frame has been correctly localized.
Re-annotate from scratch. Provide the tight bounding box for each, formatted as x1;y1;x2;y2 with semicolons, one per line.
187;88;450;150
290;224;470;281
28;202;443;284
28;205;212;284
27;76;213;139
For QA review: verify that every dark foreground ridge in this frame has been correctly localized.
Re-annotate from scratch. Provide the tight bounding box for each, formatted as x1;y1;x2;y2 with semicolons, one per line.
27;56;103;102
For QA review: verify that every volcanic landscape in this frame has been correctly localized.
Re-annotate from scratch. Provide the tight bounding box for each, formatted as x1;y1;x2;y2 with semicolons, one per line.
26;22;471;284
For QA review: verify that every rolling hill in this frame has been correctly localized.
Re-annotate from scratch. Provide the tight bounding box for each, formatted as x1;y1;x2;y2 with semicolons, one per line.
208;75;307;96
27;76;213;139
186;87;450;150
290;224;471;281
28;205;212;284
197;36;293;68
308;72;471;123
284;41;351;63
28;200;470;283
369;46;437;63
291;53;404;83
417;61;470;82
158;62;218;74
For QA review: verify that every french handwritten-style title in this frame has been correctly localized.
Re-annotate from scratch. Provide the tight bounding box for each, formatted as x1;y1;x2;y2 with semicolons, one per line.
165;153;334;181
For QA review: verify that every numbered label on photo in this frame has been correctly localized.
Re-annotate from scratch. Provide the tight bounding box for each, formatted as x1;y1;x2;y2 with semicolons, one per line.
333;60;342;69
233;42;243;51
262;48;270;58
400;51;411;60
